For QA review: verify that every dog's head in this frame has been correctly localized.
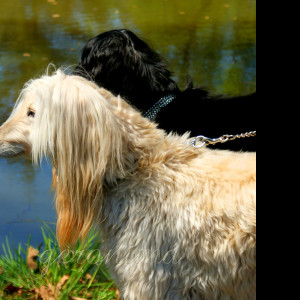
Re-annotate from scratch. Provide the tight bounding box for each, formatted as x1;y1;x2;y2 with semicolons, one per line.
0;68;126;248
0;69;120;162
74;29;179;111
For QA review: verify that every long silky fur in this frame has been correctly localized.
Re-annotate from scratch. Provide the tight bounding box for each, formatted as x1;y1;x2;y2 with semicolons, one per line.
0;69;256;300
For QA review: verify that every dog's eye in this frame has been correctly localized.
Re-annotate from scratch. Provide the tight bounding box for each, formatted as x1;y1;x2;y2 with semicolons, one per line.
27;110;35;118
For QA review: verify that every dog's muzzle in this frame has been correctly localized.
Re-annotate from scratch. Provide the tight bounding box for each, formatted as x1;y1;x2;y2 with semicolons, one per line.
0;143;25;158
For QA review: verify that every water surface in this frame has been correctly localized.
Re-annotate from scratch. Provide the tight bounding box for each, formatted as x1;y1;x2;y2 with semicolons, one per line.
0;0;256;253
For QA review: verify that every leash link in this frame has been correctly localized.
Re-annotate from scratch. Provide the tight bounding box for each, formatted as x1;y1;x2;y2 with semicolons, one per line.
189;131;256;149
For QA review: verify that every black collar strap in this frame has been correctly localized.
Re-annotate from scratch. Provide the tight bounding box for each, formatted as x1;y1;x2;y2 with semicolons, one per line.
142;94;176;120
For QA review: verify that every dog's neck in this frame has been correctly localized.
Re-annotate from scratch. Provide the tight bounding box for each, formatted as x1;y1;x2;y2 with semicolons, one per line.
103;90;200;186
101;88;166;175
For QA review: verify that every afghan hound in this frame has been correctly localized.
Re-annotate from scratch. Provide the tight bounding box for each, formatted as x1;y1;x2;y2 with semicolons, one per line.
0;69;256;300
74;29;257;152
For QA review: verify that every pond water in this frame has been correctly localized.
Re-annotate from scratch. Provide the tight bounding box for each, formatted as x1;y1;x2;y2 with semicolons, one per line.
0;0;256;253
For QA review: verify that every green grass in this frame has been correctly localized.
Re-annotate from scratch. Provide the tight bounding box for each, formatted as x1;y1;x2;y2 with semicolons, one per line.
0;224;117;299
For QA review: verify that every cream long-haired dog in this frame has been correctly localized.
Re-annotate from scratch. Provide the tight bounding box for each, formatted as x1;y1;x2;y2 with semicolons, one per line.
0;69;256;300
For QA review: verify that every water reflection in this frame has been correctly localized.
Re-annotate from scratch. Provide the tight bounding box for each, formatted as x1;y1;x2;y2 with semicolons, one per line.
0;0;256;253
0;157;55;252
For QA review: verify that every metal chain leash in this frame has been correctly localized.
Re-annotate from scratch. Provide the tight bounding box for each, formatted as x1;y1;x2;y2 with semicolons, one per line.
188;131;256;148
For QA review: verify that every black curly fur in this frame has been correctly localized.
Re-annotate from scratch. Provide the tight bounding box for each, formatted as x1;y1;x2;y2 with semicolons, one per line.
74;29;256;151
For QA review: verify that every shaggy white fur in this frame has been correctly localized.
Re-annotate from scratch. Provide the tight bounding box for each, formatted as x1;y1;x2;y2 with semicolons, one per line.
0;69;256;300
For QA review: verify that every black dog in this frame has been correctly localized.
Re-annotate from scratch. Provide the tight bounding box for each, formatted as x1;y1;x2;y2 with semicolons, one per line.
75;29;256;151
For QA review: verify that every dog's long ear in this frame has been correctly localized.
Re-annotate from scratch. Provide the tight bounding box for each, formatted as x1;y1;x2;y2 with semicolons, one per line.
32;72;124;248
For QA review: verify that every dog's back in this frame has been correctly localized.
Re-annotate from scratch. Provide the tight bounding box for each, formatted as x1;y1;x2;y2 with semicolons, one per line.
101;143;256;300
